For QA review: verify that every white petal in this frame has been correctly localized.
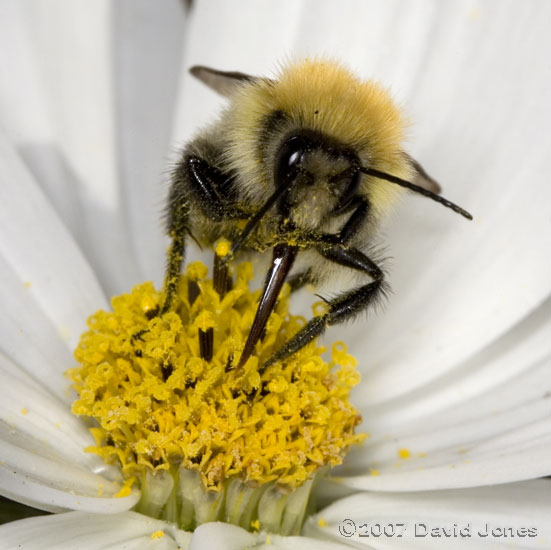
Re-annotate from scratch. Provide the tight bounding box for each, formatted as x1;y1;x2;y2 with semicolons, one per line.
190;523;256;550
0;511;192;550
0;361;104;469
190;522;352;550
112;0;186;285
0;457;138;515
0;1;185;292
337;299;551;489
334;1;551;405
173;0;304;144
0;129;107;327
359;299;550;431
305;480;551;549
264;534;353;550
0;363;138;512
0;260;76;401
0;0;78;231
0;1;141;294
0;132;107;395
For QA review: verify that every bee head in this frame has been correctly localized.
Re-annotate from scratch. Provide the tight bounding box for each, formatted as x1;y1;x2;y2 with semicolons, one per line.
191;60;471;224
273;131;362;226
214;59;410;218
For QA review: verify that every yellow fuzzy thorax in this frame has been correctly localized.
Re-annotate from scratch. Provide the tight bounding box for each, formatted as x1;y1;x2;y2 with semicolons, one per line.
227;58;412;213
68;259;365;492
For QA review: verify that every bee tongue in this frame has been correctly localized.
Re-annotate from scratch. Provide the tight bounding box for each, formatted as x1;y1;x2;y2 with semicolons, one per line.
237;244;298;369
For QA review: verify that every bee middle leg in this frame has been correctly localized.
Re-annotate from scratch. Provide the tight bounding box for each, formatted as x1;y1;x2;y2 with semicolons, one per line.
263;244;385;368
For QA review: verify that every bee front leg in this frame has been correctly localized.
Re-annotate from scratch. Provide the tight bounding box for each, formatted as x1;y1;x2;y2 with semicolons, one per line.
185;155;249;221
263;244;385;368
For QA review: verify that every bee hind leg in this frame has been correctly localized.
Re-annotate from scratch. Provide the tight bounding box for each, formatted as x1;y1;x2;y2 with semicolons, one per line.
262;244;385;369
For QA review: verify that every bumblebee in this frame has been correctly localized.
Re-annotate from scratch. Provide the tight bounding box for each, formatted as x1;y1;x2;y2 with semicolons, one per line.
164;60;471;369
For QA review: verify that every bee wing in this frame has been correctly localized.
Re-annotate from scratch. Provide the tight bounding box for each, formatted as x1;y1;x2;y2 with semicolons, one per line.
189;65;263;97
404;153;442;194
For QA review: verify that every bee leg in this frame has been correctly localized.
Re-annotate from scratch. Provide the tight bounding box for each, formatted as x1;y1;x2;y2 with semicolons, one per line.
261;198;372;366
326;196;369;244
131;204;187;347
160;169;194;314
161;226;187;314
262;244;384;368
184;155;248;220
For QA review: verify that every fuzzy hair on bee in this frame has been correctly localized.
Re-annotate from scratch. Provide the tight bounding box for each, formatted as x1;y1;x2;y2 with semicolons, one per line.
164;59;472;369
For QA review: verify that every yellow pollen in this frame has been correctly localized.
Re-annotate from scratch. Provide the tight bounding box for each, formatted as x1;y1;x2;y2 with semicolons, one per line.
114;477;135;498
398;448;411;459
69;261;365;492
215;238;231;257
151;530;164;540
312;301;330;317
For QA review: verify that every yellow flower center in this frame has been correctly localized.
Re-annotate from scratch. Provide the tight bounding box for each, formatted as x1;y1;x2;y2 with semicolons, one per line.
68;255;365;533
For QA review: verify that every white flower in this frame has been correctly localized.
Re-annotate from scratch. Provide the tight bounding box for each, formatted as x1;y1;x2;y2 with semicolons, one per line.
1;1;550;548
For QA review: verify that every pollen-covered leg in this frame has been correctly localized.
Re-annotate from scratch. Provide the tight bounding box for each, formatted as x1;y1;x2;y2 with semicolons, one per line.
161;229;187;314
263;244;385;368
132;229;185;341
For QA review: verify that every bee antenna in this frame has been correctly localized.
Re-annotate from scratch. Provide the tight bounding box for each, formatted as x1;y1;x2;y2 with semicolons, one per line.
360;167;473;220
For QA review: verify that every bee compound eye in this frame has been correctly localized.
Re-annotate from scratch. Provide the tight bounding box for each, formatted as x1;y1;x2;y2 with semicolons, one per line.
288;151;301;166
274;136;307;187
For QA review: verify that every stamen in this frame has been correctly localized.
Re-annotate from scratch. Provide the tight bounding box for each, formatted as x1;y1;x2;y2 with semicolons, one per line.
225;356;234;372
161;363;174;382
187;280;200;306
213;239;231;297
198;328;214;362
213;254;229;297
